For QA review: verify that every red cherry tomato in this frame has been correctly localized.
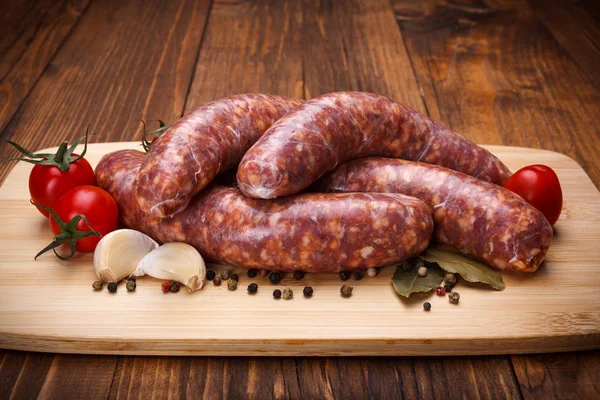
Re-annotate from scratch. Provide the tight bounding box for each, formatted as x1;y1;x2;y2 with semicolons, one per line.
49;186;118;253
503;165;563;225
29;154;95;217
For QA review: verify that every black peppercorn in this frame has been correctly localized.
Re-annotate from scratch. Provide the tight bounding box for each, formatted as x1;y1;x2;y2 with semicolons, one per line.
206;270;216;281
303;286;313;297
170;283;181;293
269;272;281;284
127;276;136;282
107;282;117;293
247;269;258;278
423;302;431;311
444;283;453;293
247;283;258;294
273;289;282;299
231;273;239;282
293;271;305;280
339;271;350;281
126;280;136;292
92;281;103;291
352;271;363;280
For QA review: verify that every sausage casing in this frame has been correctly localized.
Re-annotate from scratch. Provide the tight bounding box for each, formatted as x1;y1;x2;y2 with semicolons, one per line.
135;94;302;218
237;92;512;199
98;150;434;272
316;157;552;272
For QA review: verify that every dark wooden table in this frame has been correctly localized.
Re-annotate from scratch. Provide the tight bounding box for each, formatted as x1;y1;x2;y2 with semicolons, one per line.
1;0;599;398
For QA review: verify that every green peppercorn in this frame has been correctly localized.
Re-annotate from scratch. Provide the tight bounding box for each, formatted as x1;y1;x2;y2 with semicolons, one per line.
247;269;258;278
170;282;181;293
293;271;305;280
303;286;313;297
213;276;222;286
92;281;103;291
126;280;136;292
340;284;353;297
247;283;258;294
282;287;293;299
269;272;281;284
273;289;282;299
107;282;117;293
352;271;362;280
339;271;350;281
221;269;231;280
444;273;457;286
423;302;431;311
206;270;216;281
228;279;238;291
449;292;460;304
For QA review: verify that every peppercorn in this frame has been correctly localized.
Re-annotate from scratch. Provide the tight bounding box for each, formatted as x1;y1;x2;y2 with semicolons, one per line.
449;292;460;304
213;276;222;286
435;286;446;296
161;281;172;293
269;272;281;284
247;283;258;294
303;286;313;297
107;282;117;293
367;267;378;277
231;273;239;282
206;270;216;281
417;266;428;277
92;281;103;291
247;269;258;278
170;282;181;293
282;287;293;299
352;271;363;280
340;284;353;297
293;270;305;280
444;283;453;293
260;269;269;277
221;269;231;280
423;302;431;311
126;280;136;292
415;260;425;270
339;271;350;281
273;289;282;299
228;279;238;291
127;276;136;282
444;273;457;286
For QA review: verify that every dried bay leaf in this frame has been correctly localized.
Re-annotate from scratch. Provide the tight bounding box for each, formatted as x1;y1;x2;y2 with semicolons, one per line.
391;260;444;298
421;243;505;290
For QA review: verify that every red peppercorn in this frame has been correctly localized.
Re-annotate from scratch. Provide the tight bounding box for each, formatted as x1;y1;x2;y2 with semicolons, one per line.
435;286;446;296
161;281;172;293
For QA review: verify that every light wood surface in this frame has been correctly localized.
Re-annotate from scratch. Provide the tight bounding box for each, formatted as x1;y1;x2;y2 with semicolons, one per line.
0;142;598;356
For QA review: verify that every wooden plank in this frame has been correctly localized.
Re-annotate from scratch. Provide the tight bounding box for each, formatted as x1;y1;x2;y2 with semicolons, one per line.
512;350;600;399
394;0;600;188
0;0;212;185
301;0;425;111
0;0;90;135
0;142;599;356
185;0;304;111
528;0;600;89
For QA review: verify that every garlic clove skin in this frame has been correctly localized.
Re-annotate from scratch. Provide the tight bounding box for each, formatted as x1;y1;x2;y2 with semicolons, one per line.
94;229;159;282
133;242;206;292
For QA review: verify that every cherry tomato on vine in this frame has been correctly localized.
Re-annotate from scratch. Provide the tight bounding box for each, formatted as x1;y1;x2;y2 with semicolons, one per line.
34;185;118;260
503;164;563;225
6;128;95;217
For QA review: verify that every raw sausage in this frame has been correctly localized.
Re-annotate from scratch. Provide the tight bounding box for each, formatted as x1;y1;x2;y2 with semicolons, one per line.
135;94;302;218
237;92;512;199
315;157;552;272
98;150;434;272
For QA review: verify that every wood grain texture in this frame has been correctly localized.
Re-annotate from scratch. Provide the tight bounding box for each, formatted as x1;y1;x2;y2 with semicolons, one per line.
0;0;90;135
0;0;212;185
0;142;599;356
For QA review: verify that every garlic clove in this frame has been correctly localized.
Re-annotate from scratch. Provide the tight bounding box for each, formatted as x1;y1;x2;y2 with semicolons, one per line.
94;229;158;282
133;242;206;292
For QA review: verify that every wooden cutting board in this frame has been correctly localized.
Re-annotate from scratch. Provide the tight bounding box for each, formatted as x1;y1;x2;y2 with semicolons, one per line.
0;142;599;356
